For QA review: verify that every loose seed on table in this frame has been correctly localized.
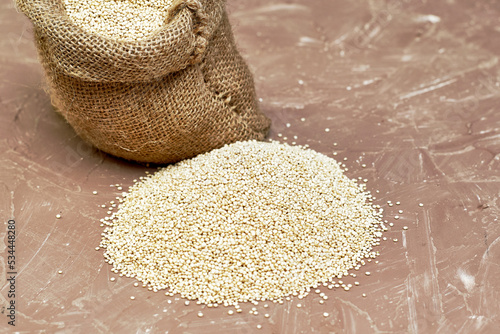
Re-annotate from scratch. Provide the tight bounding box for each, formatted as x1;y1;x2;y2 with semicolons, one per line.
99;141;384;306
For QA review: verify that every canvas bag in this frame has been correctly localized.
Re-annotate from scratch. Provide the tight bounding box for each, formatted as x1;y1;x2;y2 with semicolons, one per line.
16;0;271;163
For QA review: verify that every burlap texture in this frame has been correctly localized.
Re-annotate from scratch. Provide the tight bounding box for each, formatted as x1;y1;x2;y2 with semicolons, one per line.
16;0;271;163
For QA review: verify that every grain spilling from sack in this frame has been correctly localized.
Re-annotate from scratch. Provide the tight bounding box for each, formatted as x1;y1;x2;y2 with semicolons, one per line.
62;0;175;41
99;141;384;305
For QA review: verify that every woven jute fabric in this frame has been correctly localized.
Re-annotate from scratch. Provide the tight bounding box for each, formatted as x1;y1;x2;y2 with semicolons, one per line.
16;0;271;163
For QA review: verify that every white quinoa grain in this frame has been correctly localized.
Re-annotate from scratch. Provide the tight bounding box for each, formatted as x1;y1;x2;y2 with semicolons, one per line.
63;0;174;42
100;141;384;305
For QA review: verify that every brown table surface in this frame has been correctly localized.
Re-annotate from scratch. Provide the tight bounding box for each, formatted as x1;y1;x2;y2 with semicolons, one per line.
2;0;500;333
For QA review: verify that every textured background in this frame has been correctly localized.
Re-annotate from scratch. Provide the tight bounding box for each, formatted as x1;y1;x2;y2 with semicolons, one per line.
1;0;500;332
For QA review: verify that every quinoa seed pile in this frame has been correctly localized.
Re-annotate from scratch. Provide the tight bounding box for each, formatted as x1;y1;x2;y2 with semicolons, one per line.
62;0;175;41
99;141;384;305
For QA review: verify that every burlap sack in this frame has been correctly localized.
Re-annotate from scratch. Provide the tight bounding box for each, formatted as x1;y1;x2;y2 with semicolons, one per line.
16;0;271;164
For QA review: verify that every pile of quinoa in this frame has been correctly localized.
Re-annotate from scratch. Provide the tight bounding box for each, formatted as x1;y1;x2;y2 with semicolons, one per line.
62;0;175;41
99;141;384;305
